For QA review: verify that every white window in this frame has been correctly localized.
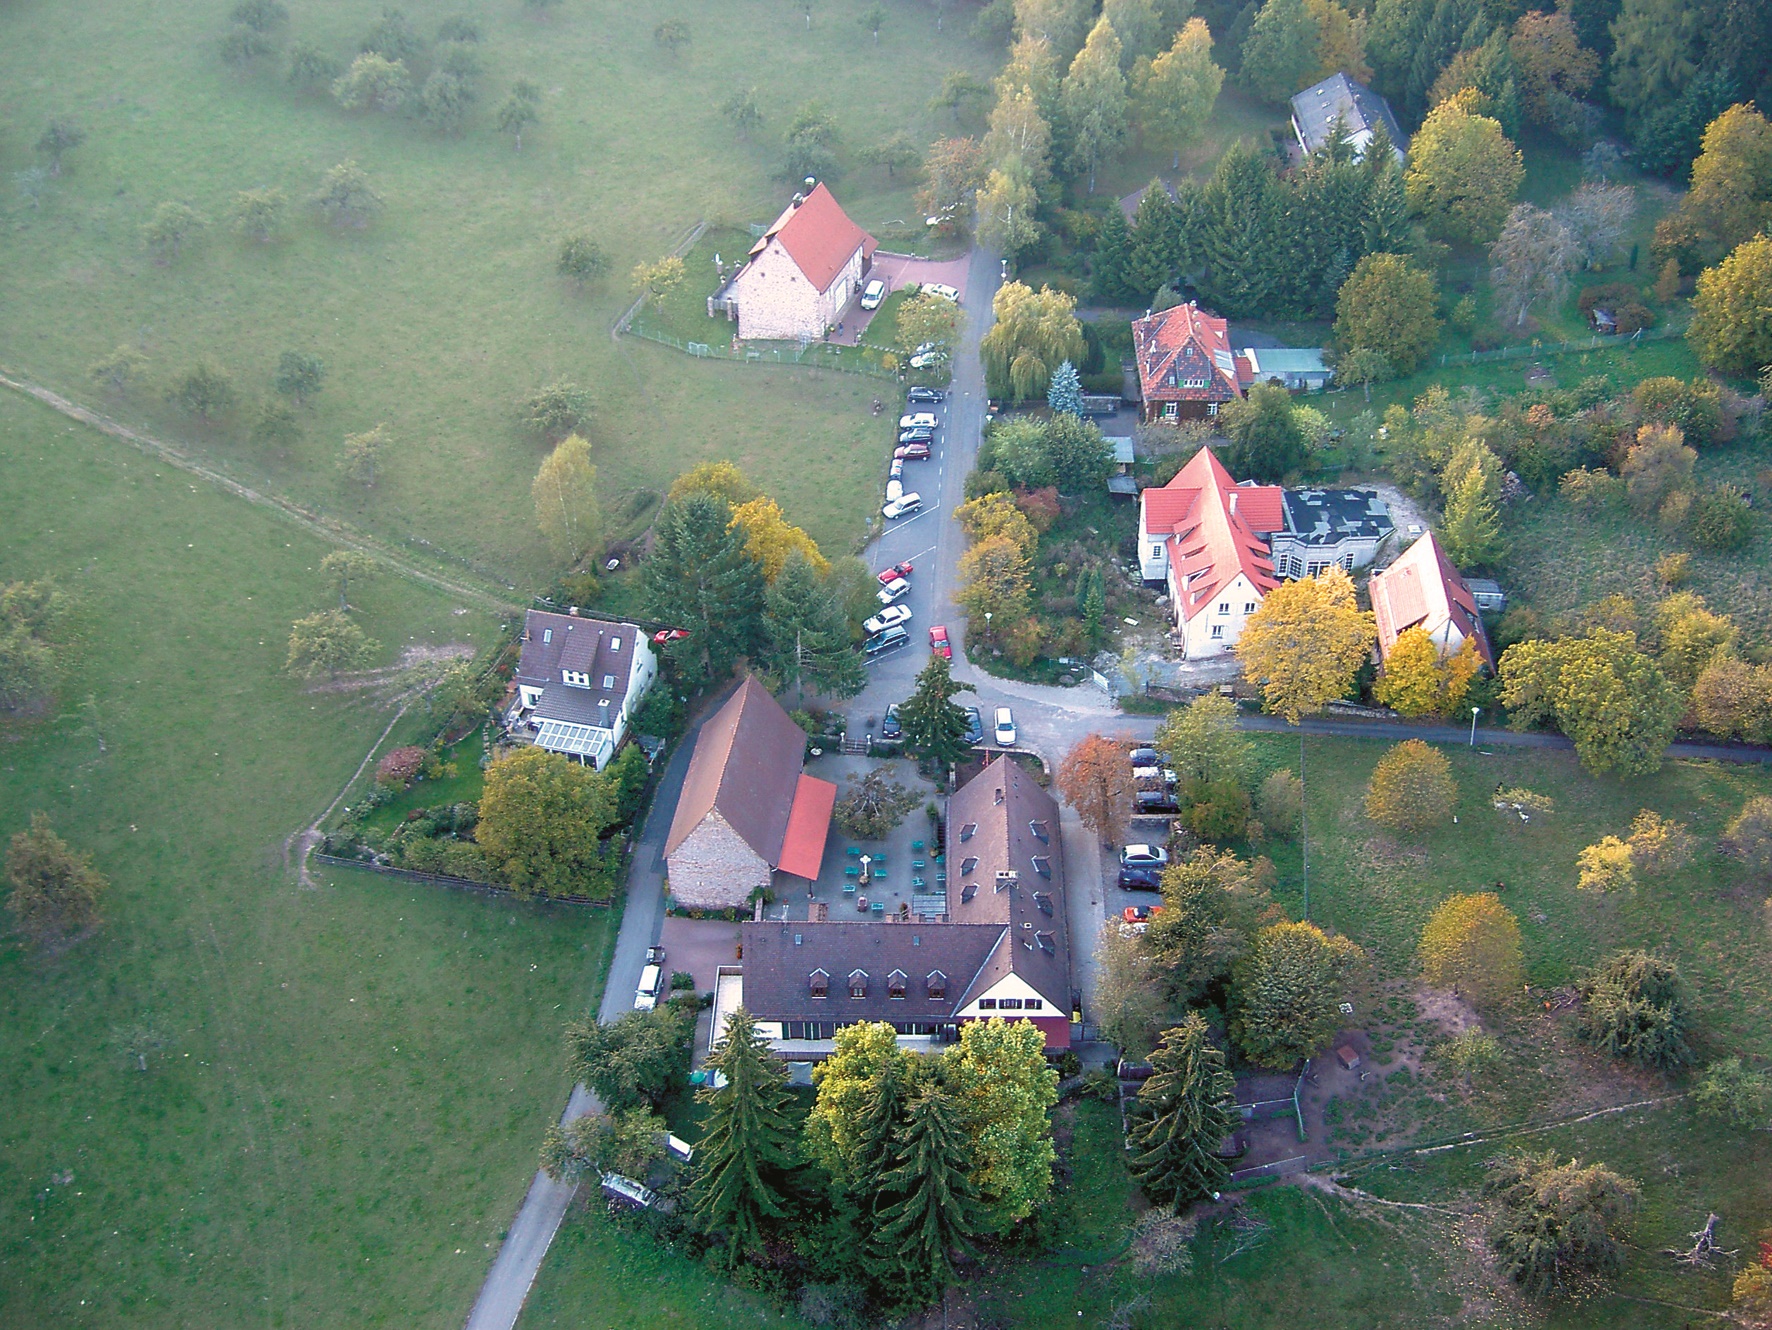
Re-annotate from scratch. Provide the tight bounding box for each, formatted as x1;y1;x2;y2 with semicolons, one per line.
1217;602;1229;614
610;638;620;651
1151;544;1164;559
1163;403;1178;420
542;629;552;644
602;674;616;689
1244;602;1256;614
1210;624;1224;639
1207;402;1220;418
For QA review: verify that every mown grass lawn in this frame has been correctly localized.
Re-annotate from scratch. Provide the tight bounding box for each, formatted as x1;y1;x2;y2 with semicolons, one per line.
0;392;613;1327
0;0;999;579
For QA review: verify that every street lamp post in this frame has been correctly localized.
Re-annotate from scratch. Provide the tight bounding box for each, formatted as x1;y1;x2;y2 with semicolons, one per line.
984;610;992;645
1469;705;1481;748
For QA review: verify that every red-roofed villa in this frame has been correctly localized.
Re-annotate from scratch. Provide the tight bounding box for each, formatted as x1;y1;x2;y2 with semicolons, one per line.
1132;302;1246;422
1368;531;1495;670
717;183;877;342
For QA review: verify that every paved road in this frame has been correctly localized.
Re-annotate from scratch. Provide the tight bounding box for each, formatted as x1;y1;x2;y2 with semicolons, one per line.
462;700;717;1330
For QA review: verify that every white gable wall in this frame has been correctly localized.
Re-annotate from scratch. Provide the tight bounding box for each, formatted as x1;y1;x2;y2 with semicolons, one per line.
954;968;1062;1018
1178;571;1264;659
1137;503;1171;582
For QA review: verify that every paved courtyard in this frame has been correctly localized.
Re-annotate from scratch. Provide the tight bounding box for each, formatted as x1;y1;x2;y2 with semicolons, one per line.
827;251;973;345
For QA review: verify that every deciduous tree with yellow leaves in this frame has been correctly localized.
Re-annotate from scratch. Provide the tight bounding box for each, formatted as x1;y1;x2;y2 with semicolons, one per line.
1235;568;1374;722
1374;628;1481;718
728;496;826;582
1365;739;1457;837
1417;892;1523;1007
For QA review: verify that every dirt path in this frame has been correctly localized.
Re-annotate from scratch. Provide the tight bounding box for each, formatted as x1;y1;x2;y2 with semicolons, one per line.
1;368;525;614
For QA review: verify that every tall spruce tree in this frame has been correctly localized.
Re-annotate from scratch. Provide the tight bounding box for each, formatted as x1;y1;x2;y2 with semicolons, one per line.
898;654;974;768
763;550;865;702
690;1008;802;1265
1125;1014;1240;1209
1124;182;1187;302
1091;206;1138;303
1405;0;1488;120
643;491;766;685
1197;146;1285;316
873;1083;988;1288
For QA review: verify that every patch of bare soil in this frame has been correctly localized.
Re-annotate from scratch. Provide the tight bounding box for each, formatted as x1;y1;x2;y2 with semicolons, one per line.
301;642;476;695
1414;986;1484;1039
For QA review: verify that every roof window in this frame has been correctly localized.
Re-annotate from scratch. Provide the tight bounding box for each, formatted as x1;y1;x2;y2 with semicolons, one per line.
1033;891;1053;915
959;823;976;842
602;674;616;689
809;969;829;998
542;628;552;644
926;971;947;1000
848;970;868;999
1029;820;1049;843
888;971;907;1000
1032;856;1052;879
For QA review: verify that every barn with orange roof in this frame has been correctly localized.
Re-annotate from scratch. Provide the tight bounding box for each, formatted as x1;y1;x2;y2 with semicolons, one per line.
718;183;877;342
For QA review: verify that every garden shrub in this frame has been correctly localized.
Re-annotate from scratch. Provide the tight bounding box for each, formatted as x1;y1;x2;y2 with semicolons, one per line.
1575;949;1692;1071
375;745;427;788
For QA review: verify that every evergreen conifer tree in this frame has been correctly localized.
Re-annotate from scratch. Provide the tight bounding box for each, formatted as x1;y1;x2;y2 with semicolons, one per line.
873;1084;987;1286
763;550;865;702
1125;1014;1240;1209
643;491;766;685
1047;360;1085;416
1197;147;1285;316
898;655;975;768
1124;181;1184;301
1091;206;1137;303
690;1008;802;1265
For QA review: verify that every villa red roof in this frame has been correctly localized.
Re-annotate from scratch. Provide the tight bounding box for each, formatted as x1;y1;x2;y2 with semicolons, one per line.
1140;448;1280;620
1132;303;1245;406
750;182;877;295
1370;531;1495;668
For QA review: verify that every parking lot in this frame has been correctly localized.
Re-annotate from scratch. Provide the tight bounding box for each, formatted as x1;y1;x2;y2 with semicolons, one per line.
826;252;972;346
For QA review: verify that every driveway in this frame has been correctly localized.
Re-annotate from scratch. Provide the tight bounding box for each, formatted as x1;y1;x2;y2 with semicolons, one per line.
828;252;973;345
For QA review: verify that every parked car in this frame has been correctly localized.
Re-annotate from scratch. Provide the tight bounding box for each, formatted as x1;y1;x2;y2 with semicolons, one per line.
898;426;937;444
922;282;960;304
876;560;914;584
885;478;904;502
962;706;984;745
863;604;913;636
881;704;902;739
898;412;938;430
882;493;922;519
929;625;951;658
1135;789;1180;814
895;441;932;460
909;346;948;370
1128;746;1162;768
1118;865;1163;890
1120;844;1169;870
993;706;1016;747
1122;904;1162;923
860;278;886;310
864;625;910;657
877;576;910;604
634;963;665;1011
906;386;945;404
889;458;905;481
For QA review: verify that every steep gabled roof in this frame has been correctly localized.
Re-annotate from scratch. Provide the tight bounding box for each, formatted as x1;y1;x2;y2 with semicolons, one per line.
944;757;1069;1010
737;920;1005;1026
749;183;877;295
1290;73;1406;156
664;676;808;863
1132;303;1244;405
1370;531;1495;668
1141;448;1281;619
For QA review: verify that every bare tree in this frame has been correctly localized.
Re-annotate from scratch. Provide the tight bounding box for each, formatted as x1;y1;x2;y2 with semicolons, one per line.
1489;204;1581;328
1555;182;1635;270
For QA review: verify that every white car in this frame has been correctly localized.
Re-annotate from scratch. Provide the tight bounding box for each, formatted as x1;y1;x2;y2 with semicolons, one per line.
909;347;948;370
634;963;664;1011
885;478;904;502
877;576;910;604
922;282;960;304
863;604;913;636
860;278;886;310
898;412;938;431
1119;844;1170;870
882;493;922;520
993;706;1016;747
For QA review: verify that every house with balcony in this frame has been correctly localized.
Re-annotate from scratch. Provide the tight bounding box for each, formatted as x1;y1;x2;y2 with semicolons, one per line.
507;610;656;770
712;756;1073;1060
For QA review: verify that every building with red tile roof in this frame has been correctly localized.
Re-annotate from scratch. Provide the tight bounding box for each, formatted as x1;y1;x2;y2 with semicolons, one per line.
664;677;836;908
720;183;877;342
1131;303;1245;422
1369;531;1495;669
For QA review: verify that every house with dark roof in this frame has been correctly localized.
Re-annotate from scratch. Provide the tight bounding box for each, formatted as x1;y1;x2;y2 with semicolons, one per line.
1289;73;1406;161
1369;531;1495;670
718;183;877;342
663;677;836;909
1268;488;1395;579
1131;303;1246;423
507;610;657;770
715;757;1072;1060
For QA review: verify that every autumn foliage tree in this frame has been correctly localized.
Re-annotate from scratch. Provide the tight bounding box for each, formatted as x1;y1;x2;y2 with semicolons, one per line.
1404;93;1524;245
1366;740;1456;837
1235;568;1375;722
476;747;617;899
1057;734;1136;845
1498;629;1683;777
1231;921;1364;1068
729;496;826;582
1417;892;1523;1007
1373;628;1481;718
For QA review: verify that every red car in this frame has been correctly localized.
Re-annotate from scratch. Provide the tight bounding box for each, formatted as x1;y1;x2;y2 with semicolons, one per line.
876;561;914;585
929;625;951;658
651;628;689;645
895;442;932;460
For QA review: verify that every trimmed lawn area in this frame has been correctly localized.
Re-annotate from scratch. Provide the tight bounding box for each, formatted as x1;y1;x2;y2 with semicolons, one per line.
0;0;1001;579
0;392;612;1327
357;729;488;835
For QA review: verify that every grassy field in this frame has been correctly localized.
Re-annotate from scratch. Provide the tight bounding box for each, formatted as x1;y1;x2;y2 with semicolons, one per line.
0;390;614;1327
0;0;1000;579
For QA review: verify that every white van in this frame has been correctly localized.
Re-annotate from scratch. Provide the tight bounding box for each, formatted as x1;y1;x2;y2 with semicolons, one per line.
634;963;664;1011
860;278;886;310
